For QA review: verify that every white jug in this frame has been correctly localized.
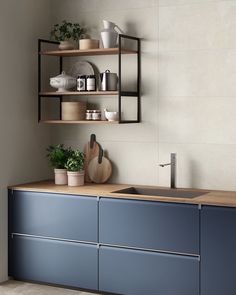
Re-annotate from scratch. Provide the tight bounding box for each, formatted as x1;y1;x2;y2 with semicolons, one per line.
101;20;124;48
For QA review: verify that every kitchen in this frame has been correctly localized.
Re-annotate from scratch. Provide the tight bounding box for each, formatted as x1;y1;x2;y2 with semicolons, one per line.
1;0;236;294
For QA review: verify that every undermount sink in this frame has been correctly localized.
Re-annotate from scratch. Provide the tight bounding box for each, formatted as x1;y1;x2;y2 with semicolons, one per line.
112;187;208;199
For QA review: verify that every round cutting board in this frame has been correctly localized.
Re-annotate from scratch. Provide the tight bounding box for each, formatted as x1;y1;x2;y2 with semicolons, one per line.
88;149;112;184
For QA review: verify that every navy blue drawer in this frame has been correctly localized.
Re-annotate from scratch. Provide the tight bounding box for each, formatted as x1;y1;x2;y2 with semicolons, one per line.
99;246;199;295
10;191;98;242
10;235;98;290
99;198;199;254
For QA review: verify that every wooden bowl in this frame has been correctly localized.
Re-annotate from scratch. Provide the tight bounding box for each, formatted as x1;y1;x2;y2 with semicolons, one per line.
79;39;99;50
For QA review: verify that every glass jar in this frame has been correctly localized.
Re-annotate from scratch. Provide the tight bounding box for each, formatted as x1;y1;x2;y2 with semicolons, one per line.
77;75;86;91
92;110;101;121
86;75;96;91
85;110;93;120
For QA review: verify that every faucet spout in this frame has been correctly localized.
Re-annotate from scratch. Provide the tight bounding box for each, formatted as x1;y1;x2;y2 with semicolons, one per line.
159;153;177;189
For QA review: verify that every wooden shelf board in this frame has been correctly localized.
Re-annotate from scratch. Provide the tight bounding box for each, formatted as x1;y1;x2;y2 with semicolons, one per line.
40;48;137;57
39;91;118;96
40;120;119;124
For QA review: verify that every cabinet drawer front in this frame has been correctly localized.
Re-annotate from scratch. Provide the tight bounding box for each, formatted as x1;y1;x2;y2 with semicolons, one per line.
10;191;98;242
201;206;236;295
99;246;199;295
99;198;199;254
10;235;98;290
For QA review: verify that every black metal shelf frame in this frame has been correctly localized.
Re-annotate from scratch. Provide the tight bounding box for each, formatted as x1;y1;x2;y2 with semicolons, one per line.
38;35;141;123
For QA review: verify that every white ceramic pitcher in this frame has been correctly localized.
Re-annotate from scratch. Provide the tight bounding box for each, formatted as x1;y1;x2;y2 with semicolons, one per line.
101;20;124;48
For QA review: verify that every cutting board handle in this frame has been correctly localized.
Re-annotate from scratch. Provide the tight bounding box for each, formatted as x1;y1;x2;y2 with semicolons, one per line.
90;134;96;149
98;145;103;164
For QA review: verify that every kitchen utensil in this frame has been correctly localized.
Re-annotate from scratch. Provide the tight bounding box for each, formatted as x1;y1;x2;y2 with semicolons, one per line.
101;20;124;48
61;102;87;120
50;71;76;92
100;70;118;91
88;146;112;184
84;134;100;182
79;39;99;50
104;108;119;121
69;61;94;78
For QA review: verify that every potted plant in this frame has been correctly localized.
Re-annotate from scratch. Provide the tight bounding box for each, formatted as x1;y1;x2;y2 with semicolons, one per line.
50;20;86;50
65;149;85;186
47;144;72;185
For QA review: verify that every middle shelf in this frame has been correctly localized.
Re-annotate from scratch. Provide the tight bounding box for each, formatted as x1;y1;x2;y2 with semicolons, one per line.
39;91;118;96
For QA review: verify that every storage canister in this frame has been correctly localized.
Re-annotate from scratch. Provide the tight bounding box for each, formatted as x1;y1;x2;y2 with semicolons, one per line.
62;102;87;120
92;110;101;121
86;75;96;91
86;110;93;120
77;75;86;91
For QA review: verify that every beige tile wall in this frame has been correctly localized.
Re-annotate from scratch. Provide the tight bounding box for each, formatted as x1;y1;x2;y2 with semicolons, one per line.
51;0;236;191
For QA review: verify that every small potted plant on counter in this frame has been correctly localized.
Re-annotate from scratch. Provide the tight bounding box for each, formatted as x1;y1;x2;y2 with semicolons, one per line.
51;20;86;50
65;149;85;186
47;144;72;185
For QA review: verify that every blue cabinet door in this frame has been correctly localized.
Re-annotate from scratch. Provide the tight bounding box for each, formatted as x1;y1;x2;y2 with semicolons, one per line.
10;191;98;242
99;246;199;295
11;235;98;290
99;198;199;254
201;206;236;295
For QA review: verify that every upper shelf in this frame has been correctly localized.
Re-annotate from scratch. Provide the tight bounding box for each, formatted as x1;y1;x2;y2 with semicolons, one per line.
39;48;138;57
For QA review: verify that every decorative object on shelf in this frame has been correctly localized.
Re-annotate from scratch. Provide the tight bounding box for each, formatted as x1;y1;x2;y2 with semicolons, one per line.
104;109;119;121
86;110;93;120
88;145;112;184
61;101;87;121
79;38;99;50
50;20;86;50
84;134;100;182
50;71;76;92
46;144;72;185
86;75;97;91
101;20;124;48
77;75;87;91
65;149;85;186
100;70;118;91
69;61;94;78
92;110;101;121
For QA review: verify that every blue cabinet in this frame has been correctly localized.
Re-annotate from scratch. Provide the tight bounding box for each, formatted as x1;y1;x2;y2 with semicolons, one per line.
99;198;199;254
11;235;98;290
10;191;98;242
99;246;199;295
201;205;236;295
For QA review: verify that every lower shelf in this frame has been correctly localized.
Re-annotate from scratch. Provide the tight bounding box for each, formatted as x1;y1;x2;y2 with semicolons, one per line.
40;120;119;124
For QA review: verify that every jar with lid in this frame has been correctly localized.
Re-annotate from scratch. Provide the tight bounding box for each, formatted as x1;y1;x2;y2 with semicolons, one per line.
92;110;101;121
86;110;93;120
77;75;87;91
86;75;96;91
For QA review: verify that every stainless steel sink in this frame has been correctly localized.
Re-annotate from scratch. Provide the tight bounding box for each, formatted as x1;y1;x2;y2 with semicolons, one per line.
112;187;208;199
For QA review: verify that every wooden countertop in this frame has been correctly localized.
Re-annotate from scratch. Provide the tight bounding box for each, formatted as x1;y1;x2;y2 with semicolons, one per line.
8;180;236;208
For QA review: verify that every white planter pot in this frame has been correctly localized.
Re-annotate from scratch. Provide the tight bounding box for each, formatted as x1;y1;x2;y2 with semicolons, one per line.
67;171;85;187
54;169;67;185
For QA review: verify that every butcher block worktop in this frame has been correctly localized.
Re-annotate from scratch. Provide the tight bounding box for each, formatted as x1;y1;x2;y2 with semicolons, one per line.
8;180;236;208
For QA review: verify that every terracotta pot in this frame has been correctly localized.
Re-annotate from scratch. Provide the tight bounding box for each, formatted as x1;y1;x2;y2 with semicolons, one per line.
67;171;85;187
58;41;75;50
54;169;67;185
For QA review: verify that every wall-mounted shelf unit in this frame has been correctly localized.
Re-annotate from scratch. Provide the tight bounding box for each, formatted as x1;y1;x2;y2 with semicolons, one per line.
38;35;141;124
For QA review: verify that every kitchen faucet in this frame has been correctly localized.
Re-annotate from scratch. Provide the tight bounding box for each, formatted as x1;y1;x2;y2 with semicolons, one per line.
159;153;177;189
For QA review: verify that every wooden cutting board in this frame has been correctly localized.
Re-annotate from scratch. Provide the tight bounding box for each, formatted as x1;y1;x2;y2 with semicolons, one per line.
88;147;112;184
84;134;100;183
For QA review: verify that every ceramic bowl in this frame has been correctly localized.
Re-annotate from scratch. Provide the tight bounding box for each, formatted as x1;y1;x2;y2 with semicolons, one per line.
104;109;119;121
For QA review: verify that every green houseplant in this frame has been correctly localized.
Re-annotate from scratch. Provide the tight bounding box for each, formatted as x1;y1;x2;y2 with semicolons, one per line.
65;149;85;187
47;144;72;185
51;20;86;50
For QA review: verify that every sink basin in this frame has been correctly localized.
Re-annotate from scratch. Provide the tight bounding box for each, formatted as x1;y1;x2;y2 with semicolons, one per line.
112;187;208;199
